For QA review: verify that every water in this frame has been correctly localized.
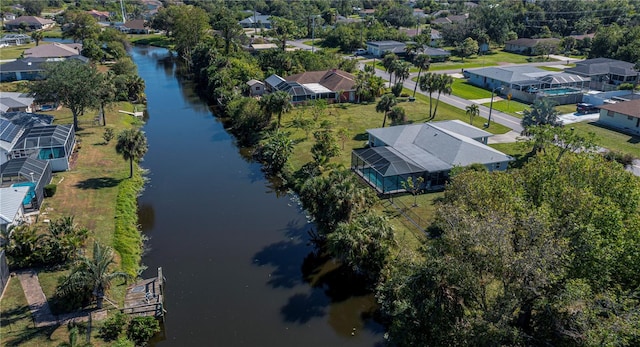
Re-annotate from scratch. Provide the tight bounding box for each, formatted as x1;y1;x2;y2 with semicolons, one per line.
542;87;580;95
131;46;384;346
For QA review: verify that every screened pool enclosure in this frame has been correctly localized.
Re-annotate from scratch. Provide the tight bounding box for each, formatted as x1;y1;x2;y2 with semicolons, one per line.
0;157;52;210
10;124;75;171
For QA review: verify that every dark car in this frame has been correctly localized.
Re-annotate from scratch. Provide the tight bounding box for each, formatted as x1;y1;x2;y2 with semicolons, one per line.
576;103;599;114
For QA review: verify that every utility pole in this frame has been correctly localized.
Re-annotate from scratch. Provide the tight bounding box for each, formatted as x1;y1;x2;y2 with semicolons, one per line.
311;15;317;53
120;0;126;23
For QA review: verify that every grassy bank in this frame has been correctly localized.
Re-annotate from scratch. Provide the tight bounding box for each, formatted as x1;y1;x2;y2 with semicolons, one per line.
113;172;145;277
129;34;173;48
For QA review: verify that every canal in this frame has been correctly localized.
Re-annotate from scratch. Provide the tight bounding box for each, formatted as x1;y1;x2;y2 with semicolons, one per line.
131;46;384;346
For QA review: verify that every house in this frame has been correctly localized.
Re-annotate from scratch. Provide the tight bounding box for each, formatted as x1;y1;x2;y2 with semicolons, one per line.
10;124;76;171
247;79;265;97
565;58;639;91
87;10;110;22
248;43;278;52
431;14;468;25
597;99;640;136
0;93;35;113
3;16;55;31
351;120;513;193
366;40;406;57
504;38;561;55
464;66;589;103
0;186;30;232
0;56;88;82
0;157;52;211
420;46;451;62
23;42;83;59
239;14;272;29
265;69;357;103
0;34;31;46
122;20;150;34
2;13;17;21
0;113;54;166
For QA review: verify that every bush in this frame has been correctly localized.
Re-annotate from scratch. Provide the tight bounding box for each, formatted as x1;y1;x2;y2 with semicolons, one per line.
103;127;115;143
112;337;135;347
44;183;57;197
603;151;636;168
99;312;129;341
127;316;160;346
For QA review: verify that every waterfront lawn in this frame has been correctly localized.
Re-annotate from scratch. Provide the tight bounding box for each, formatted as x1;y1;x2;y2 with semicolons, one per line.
0;42;36;59
128;34;173;48
451;78;493;100
483;99;530;118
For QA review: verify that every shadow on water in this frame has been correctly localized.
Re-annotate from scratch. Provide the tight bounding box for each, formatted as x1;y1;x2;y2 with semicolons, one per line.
75;177;122;189
137;202;155;233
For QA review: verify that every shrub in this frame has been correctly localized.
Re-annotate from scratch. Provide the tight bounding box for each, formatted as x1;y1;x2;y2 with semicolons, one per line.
603;151;635;168
44;183;57;197
103;127;115;143
127;316;160;346
99;312;129;341
112;337;136;347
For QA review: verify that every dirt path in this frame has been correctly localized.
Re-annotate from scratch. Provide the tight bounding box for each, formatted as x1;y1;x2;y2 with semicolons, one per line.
16;270;106;327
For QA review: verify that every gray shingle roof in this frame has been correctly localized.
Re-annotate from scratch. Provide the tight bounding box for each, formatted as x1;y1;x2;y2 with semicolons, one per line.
565;58;636;76
466;66;558;83
0;186;29;224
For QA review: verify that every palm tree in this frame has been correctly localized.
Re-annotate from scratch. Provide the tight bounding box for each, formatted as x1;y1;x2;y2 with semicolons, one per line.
633;60;640;91
354;72;368;103
466;103;480;125
376;94;398;127
412;54;431;98
382;53;398;87
394;61;411;85
522;98;560;128
97;73;116;126
116;129;148;178
388;106;407;126
259;91;292;129
58;242;130;309
432;74;453;120
418;73;437;120
31;30;44;46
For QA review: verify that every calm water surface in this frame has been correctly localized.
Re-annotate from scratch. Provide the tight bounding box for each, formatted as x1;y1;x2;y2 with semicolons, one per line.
132;46;384;346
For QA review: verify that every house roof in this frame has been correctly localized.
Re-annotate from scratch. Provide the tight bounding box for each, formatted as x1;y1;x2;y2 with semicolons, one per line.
0;157;50;187
5;16;54;26
598;100;640;118
87;10;110;17
430;120;492;139
366;40;405;48
285;69;356;92
423;47;451;57
246;79;264;86
366;121;512;173
0;186;29;225
566;58;636;77
265;74;286;88
466;65;553;83
569;33;595;40
24;42;83;58
0;58;46;72
251;43;278;50
505;38;560;48
239;15;272;25
124;19;147;30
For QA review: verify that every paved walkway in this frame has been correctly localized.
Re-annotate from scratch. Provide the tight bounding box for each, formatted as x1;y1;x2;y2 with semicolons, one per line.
17;270;106;327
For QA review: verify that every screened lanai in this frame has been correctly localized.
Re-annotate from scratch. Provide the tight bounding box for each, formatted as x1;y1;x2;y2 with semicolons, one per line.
0;157;52;210
351;146;429;194
11;124;75;171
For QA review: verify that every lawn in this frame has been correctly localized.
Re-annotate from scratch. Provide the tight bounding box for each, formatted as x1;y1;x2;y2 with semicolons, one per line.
556;104;577;115
571;122;640;157
0;81;29;93
0;42;36;60
128;34;172;48
483;99;530;118
451;78;494;100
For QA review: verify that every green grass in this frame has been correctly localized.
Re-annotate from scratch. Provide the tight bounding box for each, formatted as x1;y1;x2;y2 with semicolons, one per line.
0;81;30;93
113;172;145;277
556;104;577;115
571;122;640;157
128;34;173;48
0;42;35;59
42;28;62;38
451;78;494;100
483;99;530;118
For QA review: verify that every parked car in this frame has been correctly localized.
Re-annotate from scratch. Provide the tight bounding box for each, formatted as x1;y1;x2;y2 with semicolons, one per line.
353;48;367;56
576;103;599;114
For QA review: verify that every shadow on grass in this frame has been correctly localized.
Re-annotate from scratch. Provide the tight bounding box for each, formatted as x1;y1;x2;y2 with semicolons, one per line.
353;133;368;141
0;305;31;327
2;325;58;347
585;121;640;144
75;177;123;190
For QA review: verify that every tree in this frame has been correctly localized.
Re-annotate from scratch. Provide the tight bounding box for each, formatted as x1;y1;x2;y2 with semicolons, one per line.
418;73;437;120
327;212;396;282
524;125;597;161
214;11;244;55
378;4;417;29
62;11;100;43
376;94;397;127
115;129;148;179
23;0;44;16
456;37;479;62
465;103;480;125
634;61;640;91
311;129;340;166
58;242;130;309
126;316;160;346
387;106;407;126
521;98;560;128
259;91;292;129
382;53;398;87
258;130;294;174
169;5;211;65
412;54;431;98
432;74;453;120
29;59;102;131
401;176;425;207
30;30;43;46
270;16;297;51
97;73;116;126
534;41;558;60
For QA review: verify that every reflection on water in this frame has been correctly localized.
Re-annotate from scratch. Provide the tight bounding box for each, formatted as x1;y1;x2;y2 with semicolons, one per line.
132;46;384;346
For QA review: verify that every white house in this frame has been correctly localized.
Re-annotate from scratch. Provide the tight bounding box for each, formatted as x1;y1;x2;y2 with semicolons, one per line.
597;99;640;136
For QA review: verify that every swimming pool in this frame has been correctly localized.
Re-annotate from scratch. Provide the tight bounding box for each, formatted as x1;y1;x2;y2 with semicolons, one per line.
12;182;36;205
542;88;581;95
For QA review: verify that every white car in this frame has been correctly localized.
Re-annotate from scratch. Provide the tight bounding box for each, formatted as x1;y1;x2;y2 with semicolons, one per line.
353;49;367;56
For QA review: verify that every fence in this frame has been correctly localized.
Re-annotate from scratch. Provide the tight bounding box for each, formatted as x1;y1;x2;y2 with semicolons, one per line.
0;250;9;298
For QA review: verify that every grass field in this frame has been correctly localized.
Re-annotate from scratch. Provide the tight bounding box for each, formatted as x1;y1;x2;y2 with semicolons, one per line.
451;78;494;100
0;42;35;59
0;103;145;346
129;34;172;48
571;122;640;157
483;99;530;118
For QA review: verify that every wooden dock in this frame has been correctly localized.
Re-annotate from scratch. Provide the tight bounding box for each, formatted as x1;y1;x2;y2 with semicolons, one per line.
122;267;166;318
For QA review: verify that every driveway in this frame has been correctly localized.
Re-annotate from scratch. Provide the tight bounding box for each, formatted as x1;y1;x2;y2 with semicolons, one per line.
289;39;319;52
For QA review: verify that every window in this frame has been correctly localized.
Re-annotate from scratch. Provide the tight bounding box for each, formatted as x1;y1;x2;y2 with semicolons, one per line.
495;163;501;169
607;110;614;117
628;116;634;121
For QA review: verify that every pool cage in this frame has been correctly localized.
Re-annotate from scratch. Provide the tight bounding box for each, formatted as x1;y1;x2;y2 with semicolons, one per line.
10;124;75;172
0;157;52;211
352;147;437;194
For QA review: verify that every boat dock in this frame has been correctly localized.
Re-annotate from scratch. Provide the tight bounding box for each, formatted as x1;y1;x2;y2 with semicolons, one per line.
122;267;166;318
